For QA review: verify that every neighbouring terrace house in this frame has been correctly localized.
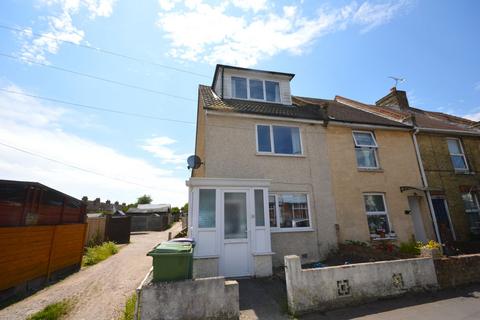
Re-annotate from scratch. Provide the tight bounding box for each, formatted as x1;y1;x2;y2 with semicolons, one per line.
187;64;434;278
338;88;480;244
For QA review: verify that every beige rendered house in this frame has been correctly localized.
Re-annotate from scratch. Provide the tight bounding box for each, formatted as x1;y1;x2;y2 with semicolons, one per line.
187;65;433;278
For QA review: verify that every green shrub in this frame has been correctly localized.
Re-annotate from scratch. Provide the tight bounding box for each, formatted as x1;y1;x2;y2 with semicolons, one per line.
27;300;72;320
399;240;421;255
119;293;137;320
345;240;369;247
83;241;119;266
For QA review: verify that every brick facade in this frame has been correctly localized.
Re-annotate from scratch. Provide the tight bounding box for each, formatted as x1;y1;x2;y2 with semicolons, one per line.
434;254;480;288
417;133;480;241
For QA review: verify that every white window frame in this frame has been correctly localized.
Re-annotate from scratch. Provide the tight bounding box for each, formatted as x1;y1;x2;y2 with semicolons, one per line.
363;193;394;238
255;124;303;156
231;76;281;103
446;138;469;172
352;130;380;169
269;193;313;232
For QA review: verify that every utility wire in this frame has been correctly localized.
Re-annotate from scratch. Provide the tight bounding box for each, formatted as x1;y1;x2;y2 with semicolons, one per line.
0;52;196;102
0;23;210;79
0;141;156;189
0;88;196;125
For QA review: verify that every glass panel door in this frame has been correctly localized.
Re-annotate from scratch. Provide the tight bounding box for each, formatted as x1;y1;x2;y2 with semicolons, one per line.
224;192;247;240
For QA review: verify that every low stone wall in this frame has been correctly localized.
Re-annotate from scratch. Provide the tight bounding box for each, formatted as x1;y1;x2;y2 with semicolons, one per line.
137;270;239;320
284;255;438;315
434;254;480;289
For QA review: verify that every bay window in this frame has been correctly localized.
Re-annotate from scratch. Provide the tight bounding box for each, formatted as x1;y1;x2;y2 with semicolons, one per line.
363;193;391;237
353;131;379;169
256;125;302;155
269;193;311;230
447;138;468;172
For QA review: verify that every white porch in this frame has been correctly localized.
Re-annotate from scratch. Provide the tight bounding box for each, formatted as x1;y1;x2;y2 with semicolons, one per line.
186;178;274;278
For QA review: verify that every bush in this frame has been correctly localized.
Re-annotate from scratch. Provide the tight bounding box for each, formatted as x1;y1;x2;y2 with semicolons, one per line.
399;240;421;255
27;300;72;320
83;241;119;266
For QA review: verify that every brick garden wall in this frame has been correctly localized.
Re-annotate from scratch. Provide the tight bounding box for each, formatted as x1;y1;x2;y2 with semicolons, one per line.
434;254;480;288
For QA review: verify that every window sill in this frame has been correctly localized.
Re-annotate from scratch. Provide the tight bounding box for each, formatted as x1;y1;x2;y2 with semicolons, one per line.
271;227;315;233
371;234;397;241
256;152;306;158
358;168;384;173
454;171;475;175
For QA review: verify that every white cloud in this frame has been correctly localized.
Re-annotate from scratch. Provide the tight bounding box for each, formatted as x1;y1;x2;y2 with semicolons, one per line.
141;136;190;165
231;0;268;13
18;0;117;63
156;0;411;67
463;110;480;121
0;84;188;206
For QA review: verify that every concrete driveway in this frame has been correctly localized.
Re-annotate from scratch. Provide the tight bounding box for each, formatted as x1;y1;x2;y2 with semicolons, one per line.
0;222;182;320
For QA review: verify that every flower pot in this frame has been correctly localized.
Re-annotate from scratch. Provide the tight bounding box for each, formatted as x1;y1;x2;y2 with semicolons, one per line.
420;247;442;259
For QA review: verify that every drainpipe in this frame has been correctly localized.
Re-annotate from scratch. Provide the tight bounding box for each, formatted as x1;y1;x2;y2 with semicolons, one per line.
412;128;441;242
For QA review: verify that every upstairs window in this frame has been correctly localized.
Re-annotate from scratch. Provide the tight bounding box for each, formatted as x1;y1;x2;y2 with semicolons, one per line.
231;76;280;102
461;192;480;235
249;79;264;100
447;138;468;172
231;77;247;99
353;131;379;169
256;125;302;155
364;193;391;237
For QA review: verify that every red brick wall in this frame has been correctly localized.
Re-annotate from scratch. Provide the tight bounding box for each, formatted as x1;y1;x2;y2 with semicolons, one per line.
434;254;480;288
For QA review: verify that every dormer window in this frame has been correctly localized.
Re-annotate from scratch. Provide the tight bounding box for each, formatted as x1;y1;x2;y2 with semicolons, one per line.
231;76;280;103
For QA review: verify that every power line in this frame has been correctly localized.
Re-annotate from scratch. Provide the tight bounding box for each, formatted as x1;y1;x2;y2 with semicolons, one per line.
0;52;196;102
0;88;196;125
0;140;157;189
0;23;210;79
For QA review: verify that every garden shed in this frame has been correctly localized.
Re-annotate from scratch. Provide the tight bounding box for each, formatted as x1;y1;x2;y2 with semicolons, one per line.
127;204;172;232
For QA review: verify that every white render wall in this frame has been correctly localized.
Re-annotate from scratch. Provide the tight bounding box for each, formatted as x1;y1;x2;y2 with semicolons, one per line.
284;255;438;315
203;113;338;266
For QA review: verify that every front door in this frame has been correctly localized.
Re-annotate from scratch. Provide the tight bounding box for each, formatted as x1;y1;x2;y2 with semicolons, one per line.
432;197;455;243
408;196;427;243
221;190;251;277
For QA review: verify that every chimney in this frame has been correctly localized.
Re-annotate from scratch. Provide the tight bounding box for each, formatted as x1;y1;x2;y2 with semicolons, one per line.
375;87;410;111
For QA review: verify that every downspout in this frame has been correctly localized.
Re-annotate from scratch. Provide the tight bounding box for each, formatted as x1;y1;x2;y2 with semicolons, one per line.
412;128;441;242
221;67;224;99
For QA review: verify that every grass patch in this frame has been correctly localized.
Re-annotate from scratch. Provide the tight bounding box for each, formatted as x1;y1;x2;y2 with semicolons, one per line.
119;293;137;320
82;241;119;266
27;300;72;320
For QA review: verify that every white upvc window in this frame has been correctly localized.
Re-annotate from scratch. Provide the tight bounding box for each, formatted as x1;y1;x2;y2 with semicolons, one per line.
353;131;379;169
461;192;480;235
256;124;302;155
231;76;281;103
269;193;311;231
447;138;469;172
363;193;393;238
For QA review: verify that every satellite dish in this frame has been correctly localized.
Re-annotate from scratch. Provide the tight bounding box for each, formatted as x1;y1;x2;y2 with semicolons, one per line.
187;155;203;169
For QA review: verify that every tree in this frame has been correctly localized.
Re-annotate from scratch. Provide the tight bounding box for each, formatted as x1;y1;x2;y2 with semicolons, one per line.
137;194;153;205
181;203;188;213
171;207;180;214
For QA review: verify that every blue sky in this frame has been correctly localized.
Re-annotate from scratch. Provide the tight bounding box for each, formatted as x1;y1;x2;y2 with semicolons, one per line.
0;0;479;206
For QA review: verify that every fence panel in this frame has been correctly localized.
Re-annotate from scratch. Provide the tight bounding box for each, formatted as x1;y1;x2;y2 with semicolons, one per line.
85;217;106;246
0;224;86;291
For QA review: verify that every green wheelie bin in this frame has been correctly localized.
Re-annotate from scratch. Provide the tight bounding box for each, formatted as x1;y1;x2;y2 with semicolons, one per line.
147;242;193;282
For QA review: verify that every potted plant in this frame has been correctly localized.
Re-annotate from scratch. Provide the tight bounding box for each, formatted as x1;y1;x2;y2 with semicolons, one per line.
419;240;443;259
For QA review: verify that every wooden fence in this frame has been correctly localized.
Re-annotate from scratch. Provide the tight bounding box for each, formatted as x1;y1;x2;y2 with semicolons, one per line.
0;223;87;291
85;216;106;246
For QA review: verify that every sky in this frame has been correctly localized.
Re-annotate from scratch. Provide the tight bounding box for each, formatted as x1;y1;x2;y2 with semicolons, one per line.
0;0;479;206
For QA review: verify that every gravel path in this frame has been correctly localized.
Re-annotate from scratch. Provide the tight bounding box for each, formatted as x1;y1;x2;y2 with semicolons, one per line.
0;222;182;320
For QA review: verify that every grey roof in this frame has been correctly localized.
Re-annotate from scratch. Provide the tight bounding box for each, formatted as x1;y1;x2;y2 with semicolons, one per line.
199;85;411;128
127;203;171;214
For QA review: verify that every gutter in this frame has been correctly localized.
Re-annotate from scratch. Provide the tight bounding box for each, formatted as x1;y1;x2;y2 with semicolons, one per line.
412;128;441;242
417;127;480;136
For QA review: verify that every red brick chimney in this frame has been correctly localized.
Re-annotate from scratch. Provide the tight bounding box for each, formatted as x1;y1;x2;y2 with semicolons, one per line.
375;87;410;111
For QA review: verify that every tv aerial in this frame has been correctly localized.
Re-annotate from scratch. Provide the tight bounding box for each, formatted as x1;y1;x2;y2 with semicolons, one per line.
388;76;405;88
187;155;203;170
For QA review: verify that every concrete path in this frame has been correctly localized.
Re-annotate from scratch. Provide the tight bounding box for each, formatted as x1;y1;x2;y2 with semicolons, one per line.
0;222;182;320
239;278;480;320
